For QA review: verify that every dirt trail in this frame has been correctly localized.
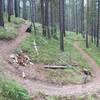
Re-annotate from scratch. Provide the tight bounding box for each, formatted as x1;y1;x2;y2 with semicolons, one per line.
0;24;28;59
73;42;100;77
1;24;100;96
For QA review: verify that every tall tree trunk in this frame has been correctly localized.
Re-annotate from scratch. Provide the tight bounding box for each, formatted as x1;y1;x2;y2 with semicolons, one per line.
0;0;4;27
45;0;50;38
23;0;27;20
50;0;53;36
93;0;97;43
2;0;6;12
14;0;19;17
81;0;85;38
8;0;13;22
91;0;95;43
31;0;37;35
96;0;100;47
75;0;78;34
31;0;35;23
86;0;89;48
59;0;65;51
40;0;46;36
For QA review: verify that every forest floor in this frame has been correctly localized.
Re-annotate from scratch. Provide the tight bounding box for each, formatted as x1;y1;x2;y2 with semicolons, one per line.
0;23;100;99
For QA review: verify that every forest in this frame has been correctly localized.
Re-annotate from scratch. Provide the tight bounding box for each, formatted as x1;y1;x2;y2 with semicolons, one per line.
0;0;100;100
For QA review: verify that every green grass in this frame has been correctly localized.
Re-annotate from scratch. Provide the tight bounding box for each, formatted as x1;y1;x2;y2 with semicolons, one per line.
0;56;30;100
34;66;85;85
33;91;100;100
11;16;25;25
80;40;100;65
17;30;90;69
4;15;26;28
0;23;17;40
0;16;26;40
0;76;30;100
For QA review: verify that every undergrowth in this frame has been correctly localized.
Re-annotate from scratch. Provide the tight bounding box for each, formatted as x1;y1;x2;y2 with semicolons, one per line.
0;23;17;40
0;76;30;100
33;91;100;100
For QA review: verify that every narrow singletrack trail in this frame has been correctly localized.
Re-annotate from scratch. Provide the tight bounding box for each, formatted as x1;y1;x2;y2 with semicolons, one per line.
0;24;29;59
73;42;100;77
0;24;100;96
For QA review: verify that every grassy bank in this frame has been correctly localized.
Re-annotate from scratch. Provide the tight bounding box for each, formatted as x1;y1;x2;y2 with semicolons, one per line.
0;16;26;40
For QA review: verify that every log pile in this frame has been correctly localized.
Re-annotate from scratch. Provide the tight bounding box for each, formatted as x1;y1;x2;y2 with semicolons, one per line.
8;50;33;66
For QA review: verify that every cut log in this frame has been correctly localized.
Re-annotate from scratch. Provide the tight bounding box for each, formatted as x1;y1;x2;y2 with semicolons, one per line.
44;64;73;69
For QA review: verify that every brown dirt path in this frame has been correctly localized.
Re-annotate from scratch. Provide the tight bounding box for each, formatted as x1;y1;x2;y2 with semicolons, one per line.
1;25;100;96
0;23;29;59
73;42;100;77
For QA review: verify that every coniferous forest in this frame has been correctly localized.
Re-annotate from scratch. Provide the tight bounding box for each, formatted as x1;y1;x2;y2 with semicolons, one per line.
0;0;100;100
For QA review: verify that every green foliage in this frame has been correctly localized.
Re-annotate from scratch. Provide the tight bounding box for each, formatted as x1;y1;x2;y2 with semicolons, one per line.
11;16;25;26
0;76;30;100
18;32;90;69
0;23;17;40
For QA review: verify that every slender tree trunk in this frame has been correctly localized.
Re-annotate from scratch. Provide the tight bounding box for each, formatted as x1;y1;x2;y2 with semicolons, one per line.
0;0;4;27
14;0;19;17
86;0;89;48
91;0;94;43
59;0;65;51
81;0;85;38
8;0;13;22
23;0;27;20
96;0;100;47
45;0;50;38
31;0;35;23
75;0;78;34
92;0;97;44
2;0;6;12
31;0;37;35
50;0;53;36
40;0;46;36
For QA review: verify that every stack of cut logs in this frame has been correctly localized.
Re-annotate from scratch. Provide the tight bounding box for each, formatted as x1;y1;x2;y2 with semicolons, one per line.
8;50;32;66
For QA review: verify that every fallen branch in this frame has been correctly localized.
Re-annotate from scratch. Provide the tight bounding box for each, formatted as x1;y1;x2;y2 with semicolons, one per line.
44;64;74;69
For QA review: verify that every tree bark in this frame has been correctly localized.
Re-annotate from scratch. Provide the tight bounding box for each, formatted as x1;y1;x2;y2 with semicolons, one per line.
8;0;14;22
96;0;100;47
40;0;46;36
59;0;65;51
45;0;50;38
86;0;89;48
75;0;78;34
0;0;4;27
23;0;27;20
14;0;19;17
